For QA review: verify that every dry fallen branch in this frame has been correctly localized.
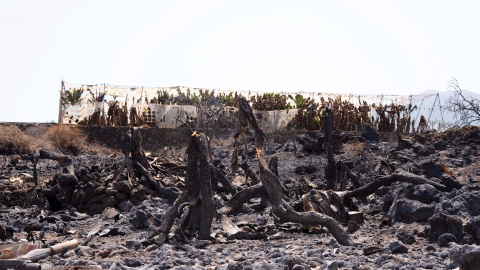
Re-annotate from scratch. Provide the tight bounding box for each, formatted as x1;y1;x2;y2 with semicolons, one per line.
119;128;180;201
343;170;449;200
148;191;190;245
219;184;266;215
210;165;236;194
36;149;75;175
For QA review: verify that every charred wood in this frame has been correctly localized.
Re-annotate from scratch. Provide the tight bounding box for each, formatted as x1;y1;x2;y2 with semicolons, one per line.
344;170;449;200
237;98;353;246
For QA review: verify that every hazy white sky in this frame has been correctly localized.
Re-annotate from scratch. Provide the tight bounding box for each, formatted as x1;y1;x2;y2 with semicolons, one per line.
1;0;480;122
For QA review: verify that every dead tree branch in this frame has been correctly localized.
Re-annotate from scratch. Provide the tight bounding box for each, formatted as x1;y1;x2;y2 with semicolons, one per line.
343;170;448;200
196;101;225;163
218;184;266;215
210;165;236;194
446;78;480;126
119;127;180;201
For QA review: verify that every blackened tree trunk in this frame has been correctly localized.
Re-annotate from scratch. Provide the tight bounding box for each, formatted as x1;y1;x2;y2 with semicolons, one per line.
323;107;336;190
149;132;215;243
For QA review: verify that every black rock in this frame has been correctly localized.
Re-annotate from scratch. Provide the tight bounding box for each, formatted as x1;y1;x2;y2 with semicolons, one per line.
294;165;317;175
130;210;149;229
132;188;147;201
296;134;322;153
24;220;42;233
213;158;222;167
402;184;441;204
89;203;104;215
102;196;118;208
362;125;379;143
125;240;142;251
104;189;117;198
396;230;416;245
363;246;383;256
284;143;297;152
57;174;78;188
414;144;435;156
70;190;87;206
437;233;457;247
389;241;408;254
440;174;462;191
434;140;447;151
115;192;129;202
414;159;443;179
397;135;415;151
102;207;120;220
292;265;305;270
449;243;480;270
464;216;480;244
94;186;106;196
114;180;131;194
393;198;436;223
118;201;133;212
435;190;480;218
428;212;463;241
124;258;142;267
98;227;127;237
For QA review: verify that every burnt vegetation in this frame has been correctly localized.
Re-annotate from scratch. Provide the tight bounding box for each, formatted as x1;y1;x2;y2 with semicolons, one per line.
69;87;427;134
2;88;480;269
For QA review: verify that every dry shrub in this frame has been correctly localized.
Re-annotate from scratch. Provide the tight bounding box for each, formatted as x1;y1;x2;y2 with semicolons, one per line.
44;125;86;155
23;125;51;138
0;125;34;154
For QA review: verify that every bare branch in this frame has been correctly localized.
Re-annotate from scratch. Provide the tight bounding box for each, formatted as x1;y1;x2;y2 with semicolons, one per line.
446;78;480;126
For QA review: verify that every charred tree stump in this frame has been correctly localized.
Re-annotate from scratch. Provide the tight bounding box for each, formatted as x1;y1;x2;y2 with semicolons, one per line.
33;151;39;186
325;147;336;190
149;132;215;243
323;107;336;190
231;140;239;173
237;98;353;246
193;134;215;240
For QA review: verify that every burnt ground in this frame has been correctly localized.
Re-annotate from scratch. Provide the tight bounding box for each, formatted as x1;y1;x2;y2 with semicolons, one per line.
1;126;480;269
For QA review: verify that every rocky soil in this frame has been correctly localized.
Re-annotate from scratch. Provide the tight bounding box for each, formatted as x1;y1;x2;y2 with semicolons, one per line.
1;125;480;270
